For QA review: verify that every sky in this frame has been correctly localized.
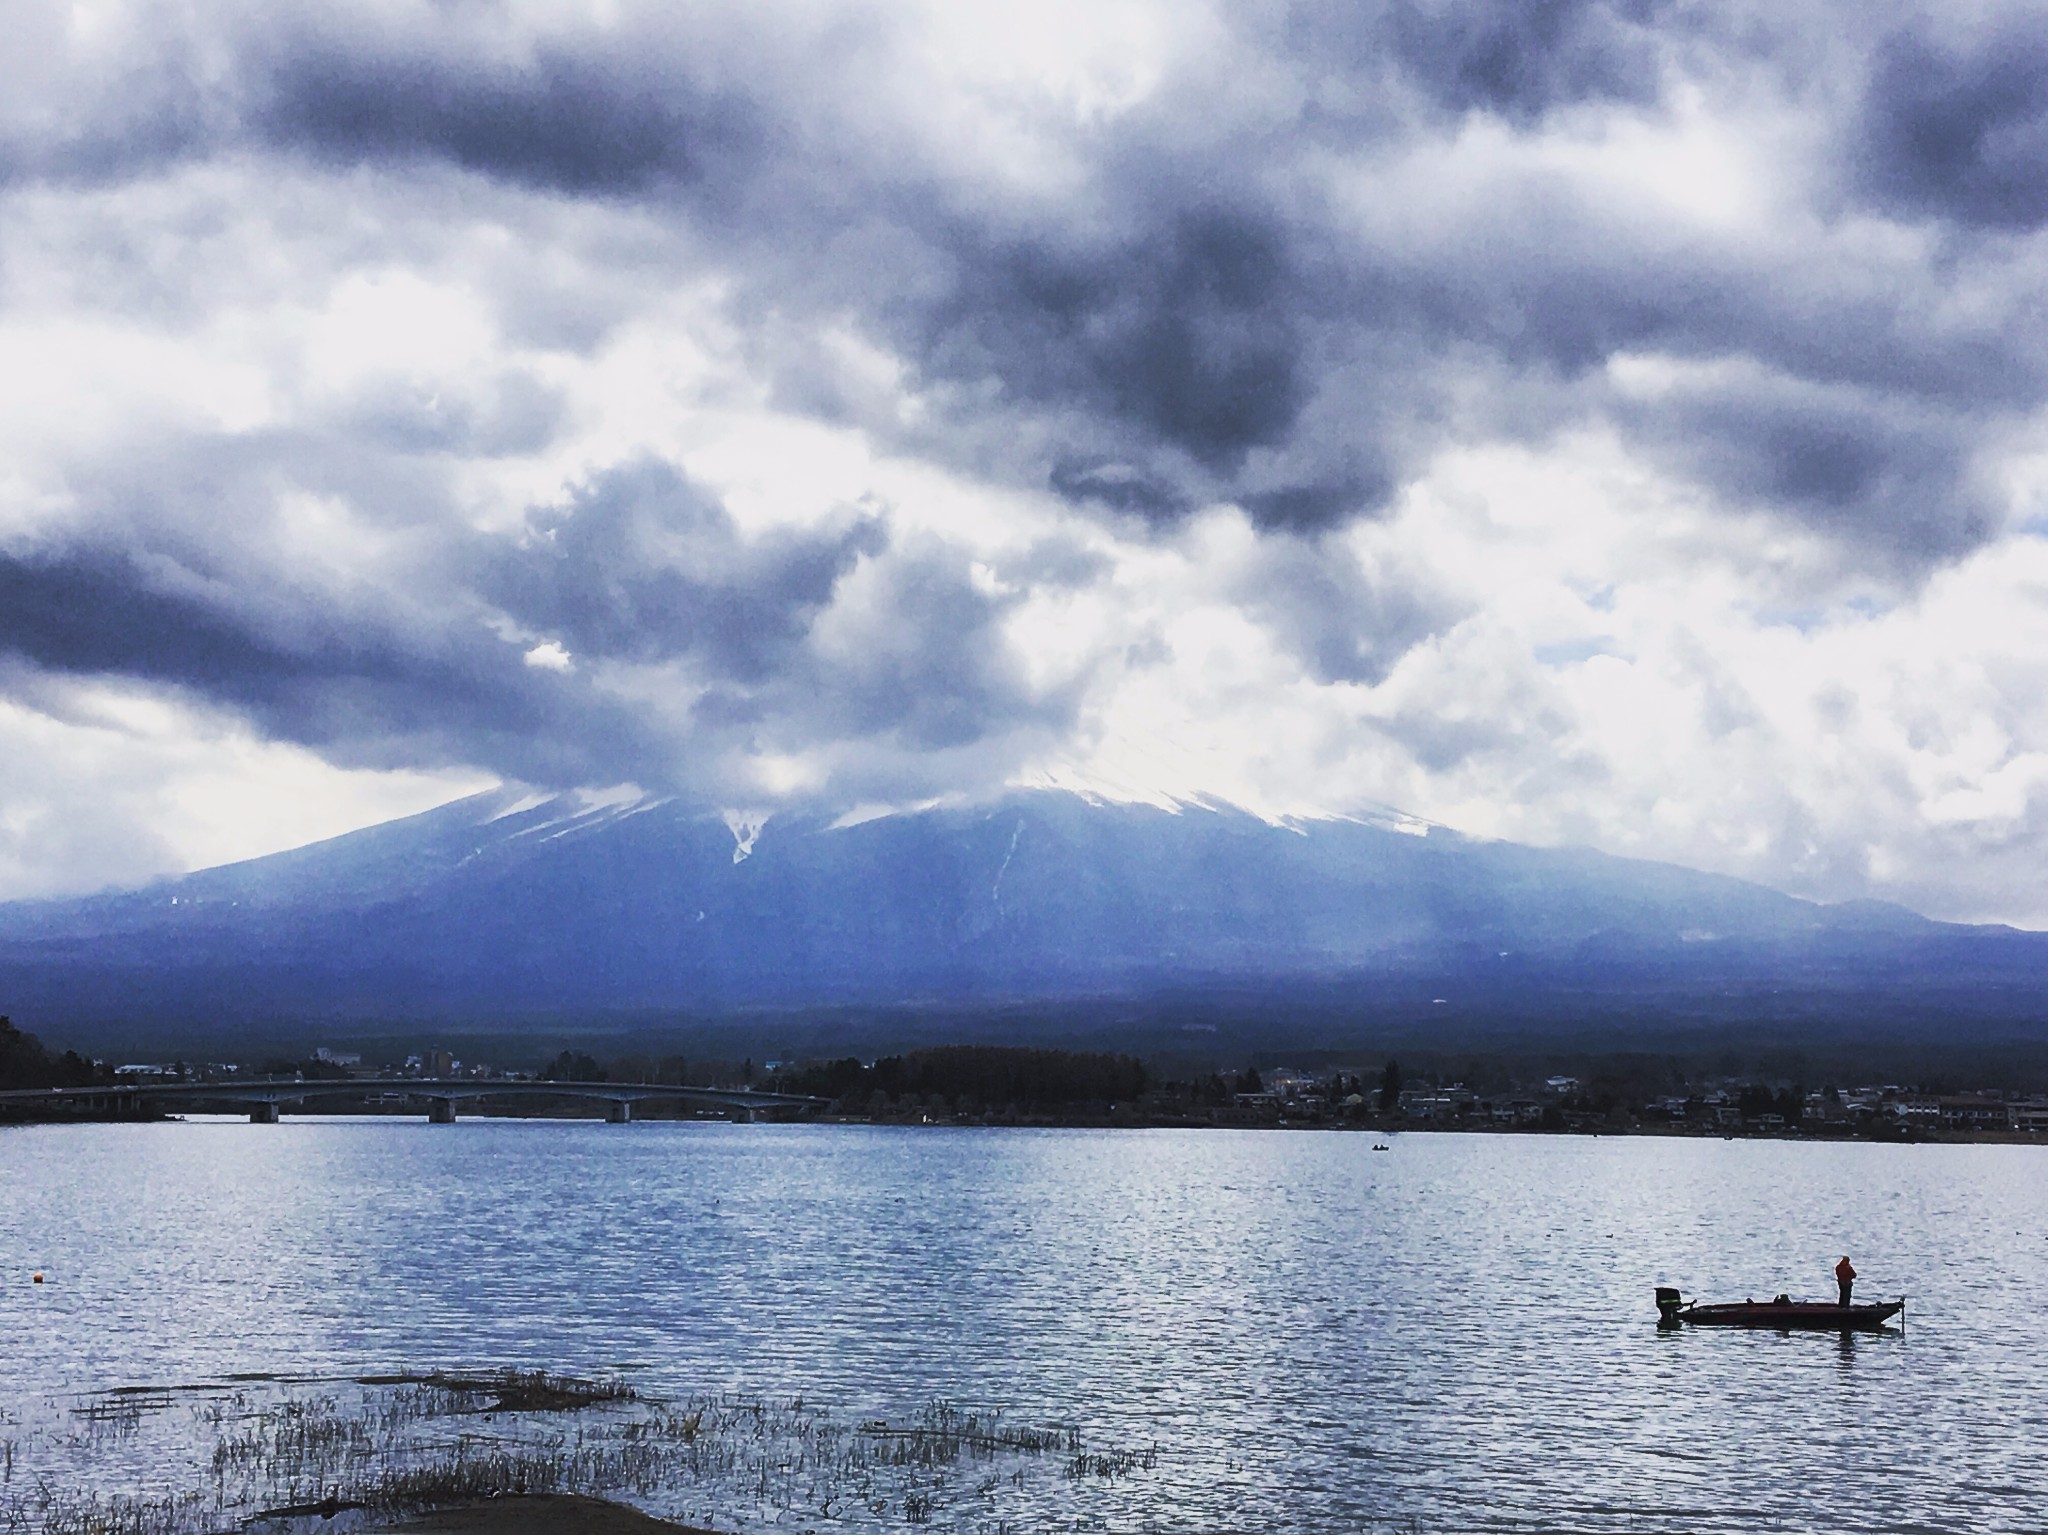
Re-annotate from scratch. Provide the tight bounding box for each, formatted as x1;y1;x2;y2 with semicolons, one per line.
4;1;2048;924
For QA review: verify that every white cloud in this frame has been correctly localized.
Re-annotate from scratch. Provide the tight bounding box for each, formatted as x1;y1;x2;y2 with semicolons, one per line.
0;681;489;899
522;640;573;671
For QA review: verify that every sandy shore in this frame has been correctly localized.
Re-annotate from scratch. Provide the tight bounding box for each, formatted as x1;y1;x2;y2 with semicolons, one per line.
377;1496;719;1535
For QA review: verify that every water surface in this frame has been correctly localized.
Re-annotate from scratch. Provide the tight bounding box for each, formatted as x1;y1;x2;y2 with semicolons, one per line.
4;1121;2044;1532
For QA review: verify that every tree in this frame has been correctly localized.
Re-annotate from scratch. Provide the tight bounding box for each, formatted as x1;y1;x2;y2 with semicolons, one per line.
1378;1058;1403;1112
785;1047;1147;1113
0;1017;103;1090
542;1050;605;1082
1736;1083;1777;1121
1775;1085;1806;1124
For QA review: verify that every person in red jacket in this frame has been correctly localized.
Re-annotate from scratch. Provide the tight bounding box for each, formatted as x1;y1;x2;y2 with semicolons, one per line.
1835;1255;1856;1306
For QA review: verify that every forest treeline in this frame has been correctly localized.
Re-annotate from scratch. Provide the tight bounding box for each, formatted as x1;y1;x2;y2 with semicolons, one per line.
769;1045;1147;1112
0;1016;107;1091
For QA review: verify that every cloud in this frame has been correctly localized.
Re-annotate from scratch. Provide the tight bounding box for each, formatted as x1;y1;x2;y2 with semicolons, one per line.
0;434;1073;812
0;527;648;786
1231;529;1467;686
6;0;2048;923
1612;364;1997;569
1849;12;2048;230
483;460;884;682
17;2;2039;562
252;37;769;198
0;669;487;900
1345;0;1674;123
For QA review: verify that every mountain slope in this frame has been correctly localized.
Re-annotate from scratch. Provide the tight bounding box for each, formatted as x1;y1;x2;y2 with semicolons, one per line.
1;788;2042;1036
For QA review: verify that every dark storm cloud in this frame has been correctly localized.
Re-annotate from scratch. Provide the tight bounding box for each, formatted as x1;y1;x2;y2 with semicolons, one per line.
478;460;1057;761
771;3;2029;561
0;537;646;784
1850;14;2048;230
252;43;768;198
883;178;1440;532
806;543;1055;751
0;424;680;785
0;546;287;688
1234;532;1468;686
1046;460;1191;521
0;8;1599;536
483;460;884;683
1347;0;1672;123
0;430;1063;796
932;209;1308;477
23;0;2036;571
1239;474;1396;536
1617;376;1997;567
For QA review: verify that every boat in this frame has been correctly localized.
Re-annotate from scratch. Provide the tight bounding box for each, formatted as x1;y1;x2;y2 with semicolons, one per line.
1656;1286;1903;1331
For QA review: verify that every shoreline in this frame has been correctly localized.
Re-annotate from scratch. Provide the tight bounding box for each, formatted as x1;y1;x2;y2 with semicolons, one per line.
822;1112;2048;1145
377;1495;716;1535
6;1107;2044;1145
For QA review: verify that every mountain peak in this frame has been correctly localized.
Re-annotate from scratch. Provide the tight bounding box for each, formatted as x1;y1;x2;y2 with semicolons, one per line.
3;787;2043;1040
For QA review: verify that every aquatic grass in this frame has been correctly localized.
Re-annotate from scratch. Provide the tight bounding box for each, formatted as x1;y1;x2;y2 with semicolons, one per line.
4;1373;1160;1535
353;1370;638;1421
1062;1444;1159;1480
0;1487;204;1535
209;1394;374;1487
67;1396;168;1432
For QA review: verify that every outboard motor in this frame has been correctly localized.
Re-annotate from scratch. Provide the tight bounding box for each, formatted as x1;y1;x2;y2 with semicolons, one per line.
1655;1286;1685;1327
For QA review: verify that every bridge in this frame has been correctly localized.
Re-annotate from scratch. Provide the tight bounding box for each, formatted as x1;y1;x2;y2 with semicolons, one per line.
0;1077;827;1125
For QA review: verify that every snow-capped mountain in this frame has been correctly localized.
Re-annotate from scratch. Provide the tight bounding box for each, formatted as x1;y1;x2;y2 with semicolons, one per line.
1;787;2043;1038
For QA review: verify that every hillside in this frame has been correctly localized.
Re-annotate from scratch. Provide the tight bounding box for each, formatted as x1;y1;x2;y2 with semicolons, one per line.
2;788;2045;1043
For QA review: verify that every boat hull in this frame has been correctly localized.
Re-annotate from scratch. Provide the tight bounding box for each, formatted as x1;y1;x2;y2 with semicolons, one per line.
1680;1300;1903;1331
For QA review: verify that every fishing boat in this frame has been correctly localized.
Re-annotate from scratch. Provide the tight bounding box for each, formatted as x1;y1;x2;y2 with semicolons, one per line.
1655;1286;1903;1331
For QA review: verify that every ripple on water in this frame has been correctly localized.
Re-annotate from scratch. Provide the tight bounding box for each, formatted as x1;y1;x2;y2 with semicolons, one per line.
3;1122;2045;1533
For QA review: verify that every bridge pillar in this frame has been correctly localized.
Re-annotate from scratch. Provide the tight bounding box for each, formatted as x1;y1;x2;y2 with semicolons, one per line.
605;1099;633;1124
249;1101;280;1124
428;1098;458;1125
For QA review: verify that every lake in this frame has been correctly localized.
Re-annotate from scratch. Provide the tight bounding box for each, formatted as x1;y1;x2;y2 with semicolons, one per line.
4;1120;2045;1532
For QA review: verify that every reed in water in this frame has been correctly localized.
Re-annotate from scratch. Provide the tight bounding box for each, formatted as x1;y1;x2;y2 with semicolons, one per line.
1;1372;1161;1535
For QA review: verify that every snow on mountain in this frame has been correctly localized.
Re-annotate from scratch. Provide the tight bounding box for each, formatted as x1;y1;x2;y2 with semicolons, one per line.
0;787;2041;1038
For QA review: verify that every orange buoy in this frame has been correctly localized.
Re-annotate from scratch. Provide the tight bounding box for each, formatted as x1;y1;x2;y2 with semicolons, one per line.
32;1273;43;1284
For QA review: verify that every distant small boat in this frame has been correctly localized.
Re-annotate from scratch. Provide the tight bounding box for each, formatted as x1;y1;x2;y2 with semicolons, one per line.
1370;1143;1391;1152
1656;1286;1903;1331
